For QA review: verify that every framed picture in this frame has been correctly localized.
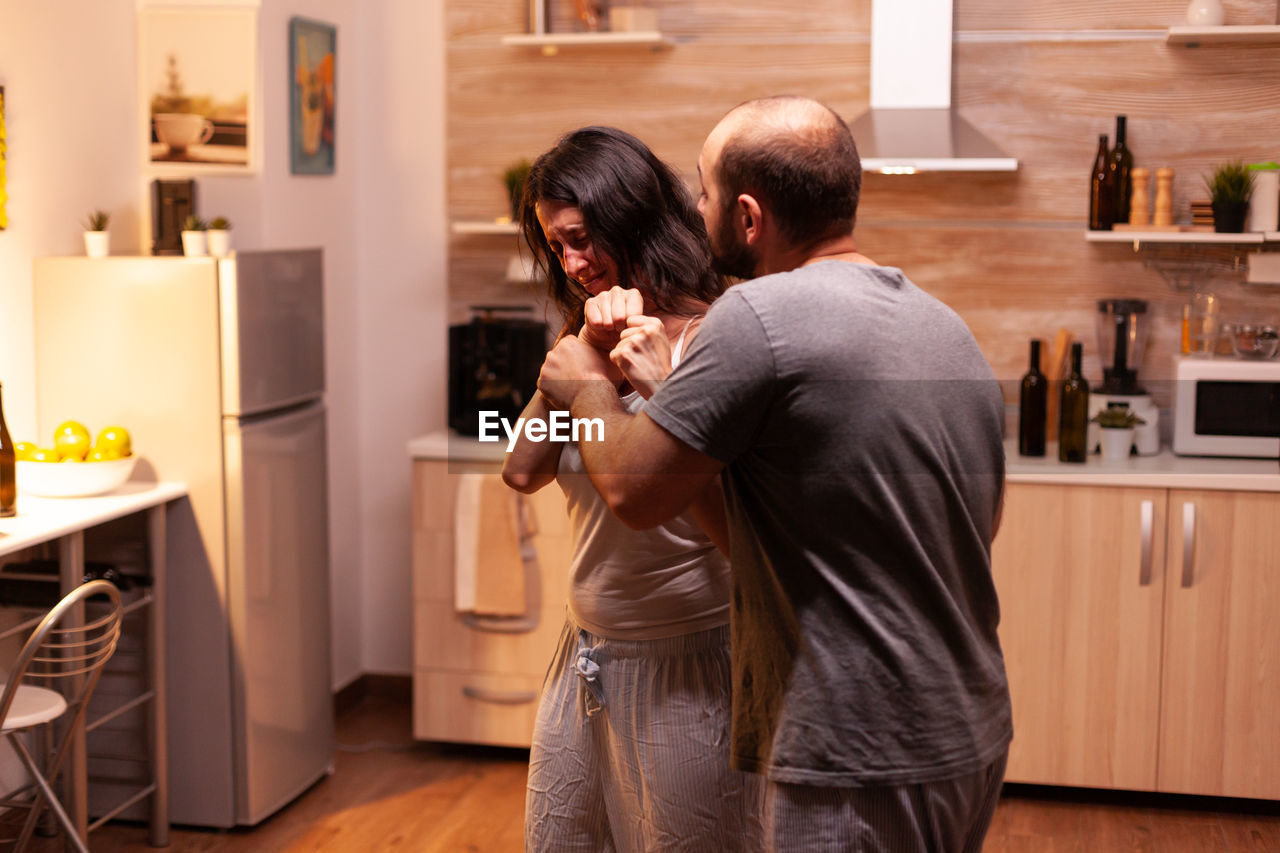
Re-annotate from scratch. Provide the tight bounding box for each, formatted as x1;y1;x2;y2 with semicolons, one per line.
138;5;258;175
289;17;335;175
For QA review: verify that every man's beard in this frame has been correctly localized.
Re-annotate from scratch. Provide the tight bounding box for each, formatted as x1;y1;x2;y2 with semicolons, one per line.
709;207;758;280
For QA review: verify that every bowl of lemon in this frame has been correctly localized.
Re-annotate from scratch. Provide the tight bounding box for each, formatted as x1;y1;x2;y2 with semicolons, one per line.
15;421;136;498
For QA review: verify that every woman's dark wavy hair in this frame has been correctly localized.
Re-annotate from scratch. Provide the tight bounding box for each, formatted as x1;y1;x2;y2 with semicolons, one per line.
519;126;724;333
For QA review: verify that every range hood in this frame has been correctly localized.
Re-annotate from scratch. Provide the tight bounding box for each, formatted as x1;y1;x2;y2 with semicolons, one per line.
849;0;1017;174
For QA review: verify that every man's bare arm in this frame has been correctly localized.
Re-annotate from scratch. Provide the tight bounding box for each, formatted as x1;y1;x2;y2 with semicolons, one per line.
568;382;724;530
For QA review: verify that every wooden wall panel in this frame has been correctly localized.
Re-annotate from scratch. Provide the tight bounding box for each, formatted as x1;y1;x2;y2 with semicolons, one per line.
446;0;1280;414
956;0;1276;30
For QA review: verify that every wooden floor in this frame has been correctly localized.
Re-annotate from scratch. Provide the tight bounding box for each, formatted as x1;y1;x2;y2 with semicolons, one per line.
11;695;1280;852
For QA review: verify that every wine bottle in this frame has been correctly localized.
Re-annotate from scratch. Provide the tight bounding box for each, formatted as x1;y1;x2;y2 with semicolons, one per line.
1058;342;1089;464
0;382;16;517
1109;116;1134;227
1089;134;1114;231
1019;339;1047;457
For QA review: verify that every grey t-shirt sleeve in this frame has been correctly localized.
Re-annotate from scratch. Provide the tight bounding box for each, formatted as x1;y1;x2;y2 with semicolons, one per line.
645;290;776;464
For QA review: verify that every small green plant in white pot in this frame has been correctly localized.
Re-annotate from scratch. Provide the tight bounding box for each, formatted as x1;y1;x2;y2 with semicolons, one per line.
1091;406;1146;462
83;209;111;258
207;216;232;257
181;215;208;257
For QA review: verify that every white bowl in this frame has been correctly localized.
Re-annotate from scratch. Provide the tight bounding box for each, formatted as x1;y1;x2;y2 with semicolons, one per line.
16;456;138;498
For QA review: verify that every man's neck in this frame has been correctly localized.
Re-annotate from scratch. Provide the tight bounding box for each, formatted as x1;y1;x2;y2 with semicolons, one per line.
758;233;875;275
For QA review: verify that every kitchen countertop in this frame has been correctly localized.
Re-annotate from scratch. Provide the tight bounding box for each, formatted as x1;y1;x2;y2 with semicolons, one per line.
408;430;508;464
0;481;189;557
408;431;1279;492
1005;441;1280;492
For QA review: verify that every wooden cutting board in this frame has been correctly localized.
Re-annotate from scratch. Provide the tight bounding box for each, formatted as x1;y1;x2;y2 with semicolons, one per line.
1045;327;1072;442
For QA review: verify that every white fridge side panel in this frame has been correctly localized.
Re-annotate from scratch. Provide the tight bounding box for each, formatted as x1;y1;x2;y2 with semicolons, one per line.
32;256;237;827
223;402;334;825
219;249;326;417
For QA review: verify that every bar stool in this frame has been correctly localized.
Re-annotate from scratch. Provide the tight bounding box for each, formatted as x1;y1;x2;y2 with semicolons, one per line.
0;579;123;852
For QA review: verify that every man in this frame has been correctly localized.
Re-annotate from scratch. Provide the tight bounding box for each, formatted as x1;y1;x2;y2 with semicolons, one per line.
538;95;1011;852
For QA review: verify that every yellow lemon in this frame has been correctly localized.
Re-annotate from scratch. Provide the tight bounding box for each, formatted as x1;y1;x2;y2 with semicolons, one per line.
54;421;92;461
86;449;110;462
55;433;90;461
28;447;59;462
62;456;83;463
14;441;37;460
94;426;132;459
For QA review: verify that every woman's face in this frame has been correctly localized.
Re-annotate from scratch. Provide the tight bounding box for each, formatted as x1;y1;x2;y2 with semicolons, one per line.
534;200;620;297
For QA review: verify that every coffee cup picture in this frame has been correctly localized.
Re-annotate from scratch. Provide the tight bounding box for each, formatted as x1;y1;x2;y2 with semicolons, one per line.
140;6;254;171
153;113;215;154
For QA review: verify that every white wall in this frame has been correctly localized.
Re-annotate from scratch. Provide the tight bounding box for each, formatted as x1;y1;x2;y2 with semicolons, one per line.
350;0;447;675
0;0;446;686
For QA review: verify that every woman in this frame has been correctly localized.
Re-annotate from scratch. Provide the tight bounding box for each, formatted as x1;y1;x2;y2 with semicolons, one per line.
503;126;761;853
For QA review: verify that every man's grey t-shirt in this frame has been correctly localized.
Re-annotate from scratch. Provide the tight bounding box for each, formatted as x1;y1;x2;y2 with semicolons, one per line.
646;261;1012;787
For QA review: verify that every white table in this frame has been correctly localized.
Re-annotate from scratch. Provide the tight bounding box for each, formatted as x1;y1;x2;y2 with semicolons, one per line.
1;481;186;849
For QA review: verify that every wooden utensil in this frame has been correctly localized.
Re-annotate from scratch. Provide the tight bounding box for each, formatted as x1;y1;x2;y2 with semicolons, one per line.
1045;327;1072;442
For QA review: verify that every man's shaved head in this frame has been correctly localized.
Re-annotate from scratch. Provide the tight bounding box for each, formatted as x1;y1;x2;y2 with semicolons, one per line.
705;95;862;247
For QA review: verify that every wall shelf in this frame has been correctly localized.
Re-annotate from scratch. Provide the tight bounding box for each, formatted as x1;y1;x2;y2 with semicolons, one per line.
501;31;672;52
1166;25;1280;45
1085;230;1267;247
451;221;519;235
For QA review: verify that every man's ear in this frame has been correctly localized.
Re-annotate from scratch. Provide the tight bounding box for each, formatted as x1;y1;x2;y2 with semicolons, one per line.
737;194;764;245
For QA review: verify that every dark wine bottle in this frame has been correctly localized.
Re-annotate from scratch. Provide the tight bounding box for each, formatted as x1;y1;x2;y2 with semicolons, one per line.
0;382;16;517
1109;116;1134;225
1019;339;1047;457
1058;342;1089;463
1089;134;1114;230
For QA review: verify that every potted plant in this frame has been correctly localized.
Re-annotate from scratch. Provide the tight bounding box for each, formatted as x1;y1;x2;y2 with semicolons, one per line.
1091;406;1146;462
207;216;233;257
1205;160;1253;233
83;209;111;258
502;159;532;221
181;215;208;257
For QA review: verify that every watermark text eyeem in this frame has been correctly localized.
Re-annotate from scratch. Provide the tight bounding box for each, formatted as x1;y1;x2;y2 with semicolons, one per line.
477;411;604;452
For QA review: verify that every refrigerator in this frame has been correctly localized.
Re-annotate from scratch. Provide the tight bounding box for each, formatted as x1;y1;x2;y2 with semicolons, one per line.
32;250;334;827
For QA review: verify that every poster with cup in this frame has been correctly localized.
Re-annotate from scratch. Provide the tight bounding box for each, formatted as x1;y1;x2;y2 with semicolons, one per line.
289;17;336;175
138;5;257;174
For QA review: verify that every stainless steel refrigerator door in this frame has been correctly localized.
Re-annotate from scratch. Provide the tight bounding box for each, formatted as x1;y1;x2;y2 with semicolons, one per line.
219;249;326;417
222;401;334;825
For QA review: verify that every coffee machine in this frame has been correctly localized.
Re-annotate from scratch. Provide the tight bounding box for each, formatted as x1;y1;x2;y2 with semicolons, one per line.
1088;298;1161;455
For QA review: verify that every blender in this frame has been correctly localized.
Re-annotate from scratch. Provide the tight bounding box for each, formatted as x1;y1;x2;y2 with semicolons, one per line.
1088;299;1161;455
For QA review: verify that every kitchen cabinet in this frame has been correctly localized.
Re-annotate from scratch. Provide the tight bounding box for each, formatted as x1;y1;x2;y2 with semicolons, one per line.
410;456;572;748
991;483;1166;790
1158;489;1280;798
992;482;1280;798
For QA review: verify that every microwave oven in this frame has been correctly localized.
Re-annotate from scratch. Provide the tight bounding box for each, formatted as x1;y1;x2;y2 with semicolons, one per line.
1172;356;1280;458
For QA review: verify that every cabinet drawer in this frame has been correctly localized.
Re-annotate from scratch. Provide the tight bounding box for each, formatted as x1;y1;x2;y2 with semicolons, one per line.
414;599;564;677
413;669;542;747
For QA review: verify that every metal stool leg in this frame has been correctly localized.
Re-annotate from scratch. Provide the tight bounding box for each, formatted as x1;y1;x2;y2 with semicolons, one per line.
8;732;89;853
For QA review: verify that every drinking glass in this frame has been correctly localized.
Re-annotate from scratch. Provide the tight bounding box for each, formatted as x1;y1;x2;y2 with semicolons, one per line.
1184;292;1220;357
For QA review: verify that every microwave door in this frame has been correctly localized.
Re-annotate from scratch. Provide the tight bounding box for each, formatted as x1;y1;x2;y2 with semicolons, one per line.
1197;380;1280;458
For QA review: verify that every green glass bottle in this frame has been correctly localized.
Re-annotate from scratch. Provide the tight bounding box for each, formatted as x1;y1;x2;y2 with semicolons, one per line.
1058;342;1089;463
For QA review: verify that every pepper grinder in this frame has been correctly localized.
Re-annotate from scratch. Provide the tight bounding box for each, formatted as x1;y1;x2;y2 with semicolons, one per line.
1129;167;1151;226
1153;167;1175;227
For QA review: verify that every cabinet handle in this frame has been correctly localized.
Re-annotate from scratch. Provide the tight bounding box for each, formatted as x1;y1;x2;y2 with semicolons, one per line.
461;686;537;705
1181;502;1197;588
1139;499;1154;587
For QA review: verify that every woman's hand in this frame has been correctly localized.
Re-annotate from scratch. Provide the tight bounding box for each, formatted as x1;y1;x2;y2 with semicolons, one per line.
610;315;672;400
580;286;645;351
